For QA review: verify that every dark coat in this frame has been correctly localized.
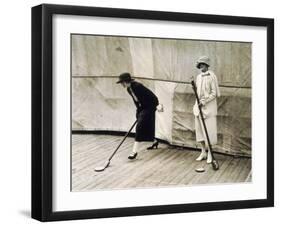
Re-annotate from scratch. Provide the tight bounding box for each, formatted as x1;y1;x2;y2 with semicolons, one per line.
127;81;159;142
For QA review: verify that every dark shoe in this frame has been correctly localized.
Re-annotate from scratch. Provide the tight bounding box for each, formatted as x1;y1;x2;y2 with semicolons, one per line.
128;152;138;160
147;141;159;150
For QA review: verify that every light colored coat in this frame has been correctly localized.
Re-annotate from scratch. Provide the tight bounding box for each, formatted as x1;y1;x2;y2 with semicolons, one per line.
193;70;220;118
193;70;220;145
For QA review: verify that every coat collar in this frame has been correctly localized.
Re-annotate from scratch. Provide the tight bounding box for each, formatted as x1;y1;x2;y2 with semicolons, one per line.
201;71;211;77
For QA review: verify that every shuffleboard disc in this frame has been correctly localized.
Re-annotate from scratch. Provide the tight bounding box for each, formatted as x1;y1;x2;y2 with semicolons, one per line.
195;167;205;173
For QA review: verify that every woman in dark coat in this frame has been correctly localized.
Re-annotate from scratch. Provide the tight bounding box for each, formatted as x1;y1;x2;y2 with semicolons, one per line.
117;72;160;159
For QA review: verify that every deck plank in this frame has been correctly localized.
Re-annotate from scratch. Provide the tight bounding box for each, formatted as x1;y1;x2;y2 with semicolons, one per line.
73;138;133;190
72;134;252;191
109;147;170;189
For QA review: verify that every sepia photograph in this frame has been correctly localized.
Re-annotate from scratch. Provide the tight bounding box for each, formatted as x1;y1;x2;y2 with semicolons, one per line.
31;3;274;221
71;34;252;191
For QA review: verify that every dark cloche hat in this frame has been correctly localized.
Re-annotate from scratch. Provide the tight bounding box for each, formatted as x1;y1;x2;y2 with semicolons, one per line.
116;72;134;84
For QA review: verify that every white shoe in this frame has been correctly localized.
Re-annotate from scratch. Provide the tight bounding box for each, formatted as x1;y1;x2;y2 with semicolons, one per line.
206;151;213;164
128;152;138;160
196;152;207;161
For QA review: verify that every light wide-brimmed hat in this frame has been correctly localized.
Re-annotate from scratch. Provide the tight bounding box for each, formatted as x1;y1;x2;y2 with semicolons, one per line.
196;56;210;69
116;72;134;84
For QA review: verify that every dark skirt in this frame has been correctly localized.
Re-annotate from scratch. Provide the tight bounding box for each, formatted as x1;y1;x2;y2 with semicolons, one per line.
135;108;156;142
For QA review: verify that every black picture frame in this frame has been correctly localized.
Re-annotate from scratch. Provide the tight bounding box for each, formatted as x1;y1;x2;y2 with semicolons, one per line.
32;3;274;222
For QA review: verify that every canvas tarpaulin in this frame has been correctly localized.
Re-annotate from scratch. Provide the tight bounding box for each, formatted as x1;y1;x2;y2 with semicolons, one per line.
72;35;251;157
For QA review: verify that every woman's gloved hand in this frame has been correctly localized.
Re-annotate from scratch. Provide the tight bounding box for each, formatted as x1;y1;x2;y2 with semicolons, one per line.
199;99;206;107
156;104;164;112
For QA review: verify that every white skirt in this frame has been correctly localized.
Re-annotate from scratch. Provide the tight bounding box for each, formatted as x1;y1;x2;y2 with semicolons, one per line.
194;115;217;145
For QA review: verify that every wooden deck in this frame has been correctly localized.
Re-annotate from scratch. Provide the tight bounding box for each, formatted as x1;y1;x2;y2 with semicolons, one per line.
72;134;251;191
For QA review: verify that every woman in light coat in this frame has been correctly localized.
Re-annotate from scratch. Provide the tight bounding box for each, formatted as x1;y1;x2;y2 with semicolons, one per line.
193;56;220;163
